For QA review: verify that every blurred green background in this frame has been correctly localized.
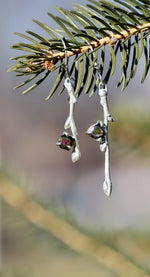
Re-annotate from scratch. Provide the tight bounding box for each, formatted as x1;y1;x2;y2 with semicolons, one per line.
0;0;150;276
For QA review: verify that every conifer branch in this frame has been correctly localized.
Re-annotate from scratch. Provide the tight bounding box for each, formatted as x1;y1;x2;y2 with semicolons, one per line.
45;22;150;70
8;0;150;97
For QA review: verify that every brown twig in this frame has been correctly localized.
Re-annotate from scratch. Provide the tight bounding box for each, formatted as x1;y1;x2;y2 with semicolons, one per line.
44;22;150;70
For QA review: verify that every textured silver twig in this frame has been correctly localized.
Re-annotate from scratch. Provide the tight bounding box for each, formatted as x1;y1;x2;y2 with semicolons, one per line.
64;77;81;163
98;82;114;196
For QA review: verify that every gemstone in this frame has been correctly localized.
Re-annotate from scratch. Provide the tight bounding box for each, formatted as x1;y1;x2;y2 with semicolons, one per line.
56;133;75;151
61;138;70;146
86;122;105;141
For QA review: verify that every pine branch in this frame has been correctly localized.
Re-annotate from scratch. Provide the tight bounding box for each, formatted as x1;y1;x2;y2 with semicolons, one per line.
44;22;150;70
8;0;150;98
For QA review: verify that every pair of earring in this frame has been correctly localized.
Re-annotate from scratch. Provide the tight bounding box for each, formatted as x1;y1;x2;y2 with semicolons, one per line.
56;74;114;196
56;39;113;196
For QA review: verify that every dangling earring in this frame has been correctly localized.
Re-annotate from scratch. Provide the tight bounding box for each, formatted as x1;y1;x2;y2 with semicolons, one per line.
64;76;81;162
86;68;114;196
56;38;81;163
98;79;114;196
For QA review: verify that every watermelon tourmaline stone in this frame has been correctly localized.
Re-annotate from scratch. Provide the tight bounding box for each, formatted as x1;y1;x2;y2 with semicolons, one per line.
86;121;106;143
62;138;70;146
56;133;76;151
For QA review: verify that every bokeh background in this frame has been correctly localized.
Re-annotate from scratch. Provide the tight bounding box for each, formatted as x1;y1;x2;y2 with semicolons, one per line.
0;0;150;276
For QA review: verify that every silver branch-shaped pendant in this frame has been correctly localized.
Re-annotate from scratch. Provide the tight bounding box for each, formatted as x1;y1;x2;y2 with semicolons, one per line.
56;39;81;163
64;77;81;163
86;80;114;196
98;82;114;196
57;76;81;163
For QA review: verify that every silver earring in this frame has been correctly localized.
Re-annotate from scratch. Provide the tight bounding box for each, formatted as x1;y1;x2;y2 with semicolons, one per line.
64;76;81;162
86;68;114;196
56;38;81;163
98;80;114;196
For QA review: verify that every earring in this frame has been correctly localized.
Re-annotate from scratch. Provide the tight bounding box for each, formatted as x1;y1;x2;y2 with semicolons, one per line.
64;76;81;162
98;80;114;196
56;38;81;163
86;68;114;196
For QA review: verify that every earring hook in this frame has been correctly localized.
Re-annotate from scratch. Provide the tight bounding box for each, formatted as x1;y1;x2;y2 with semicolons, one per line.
61;37;69;77
86;40;105;88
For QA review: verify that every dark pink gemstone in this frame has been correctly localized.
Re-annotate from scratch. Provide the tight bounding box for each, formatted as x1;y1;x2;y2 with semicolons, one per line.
62;138;70;146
